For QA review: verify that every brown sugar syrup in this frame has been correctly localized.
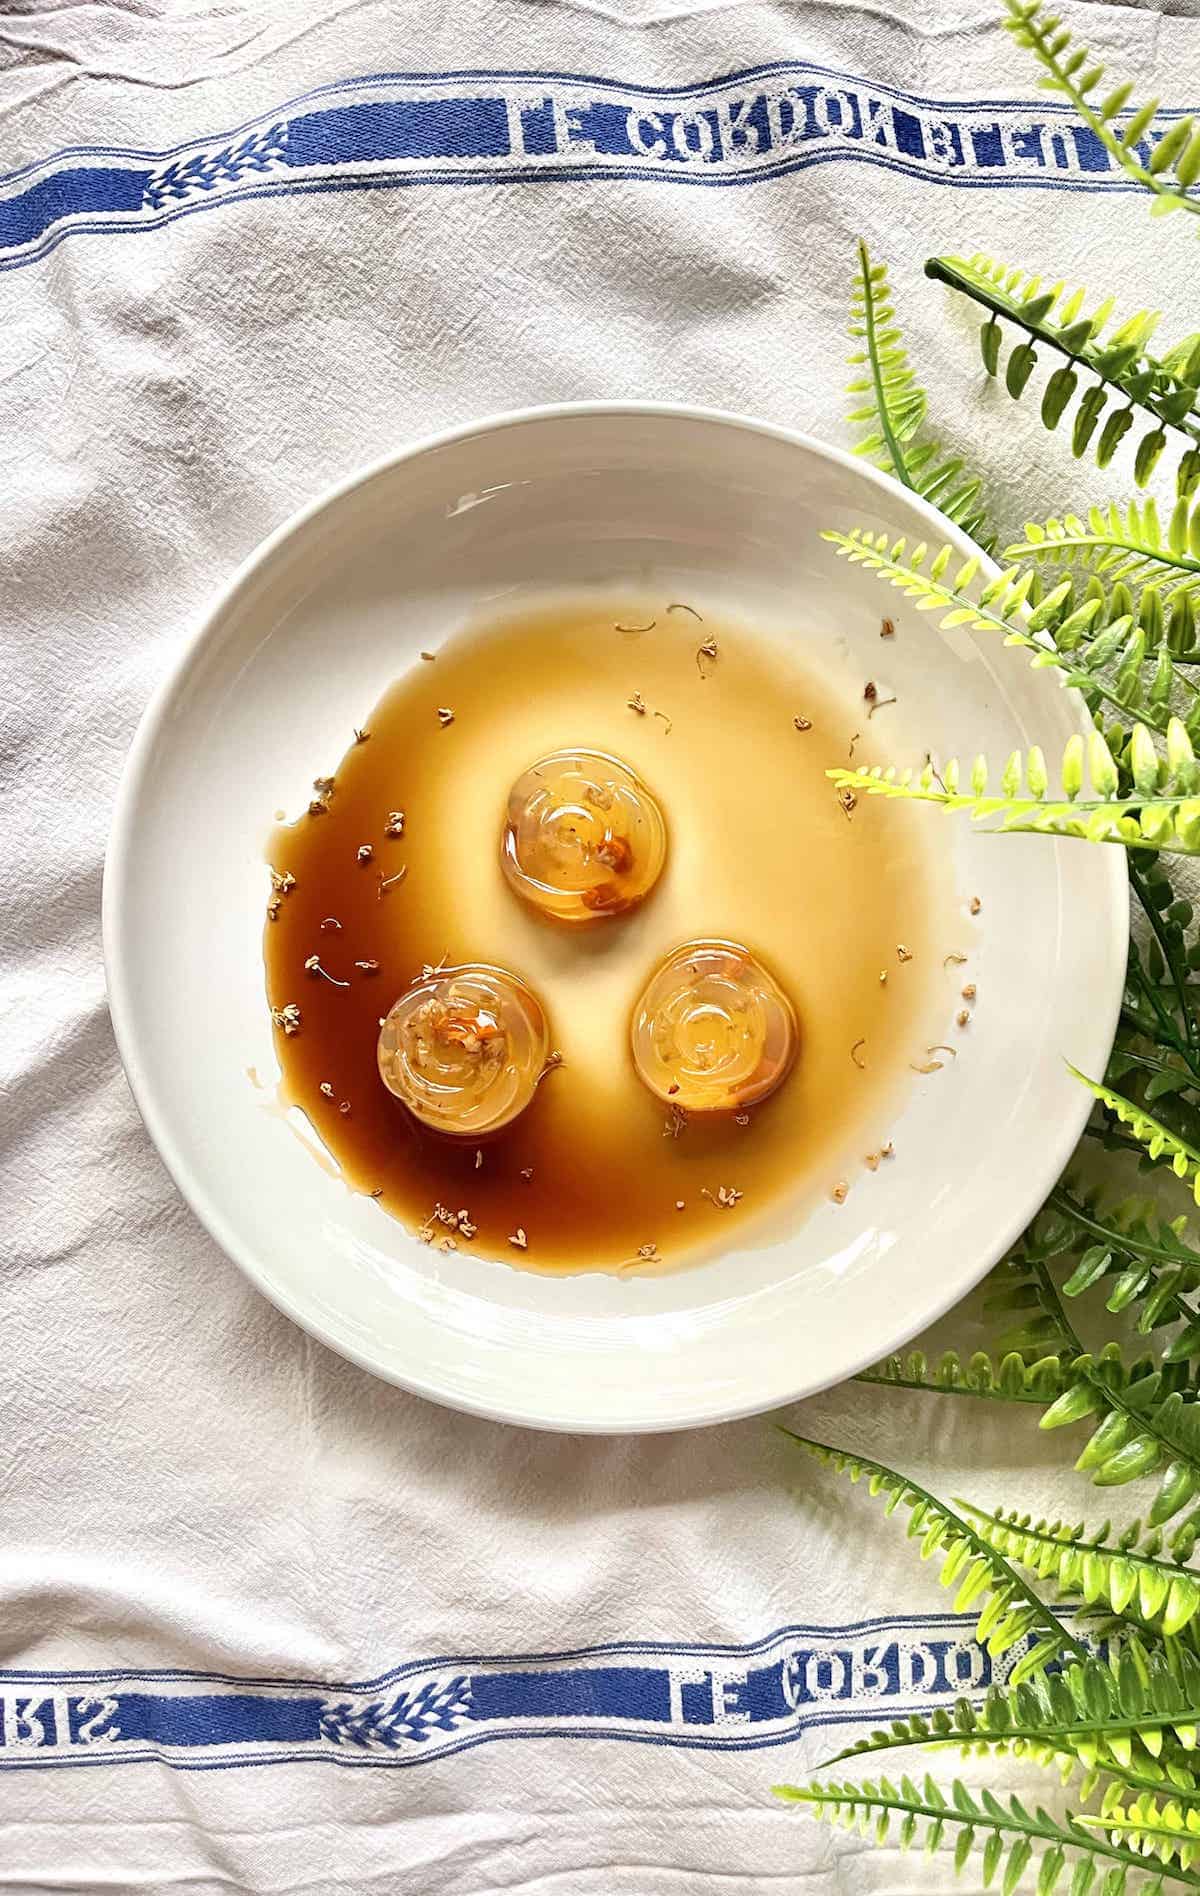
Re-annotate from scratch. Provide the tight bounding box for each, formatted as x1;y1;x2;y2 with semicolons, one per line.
265;597;950;1273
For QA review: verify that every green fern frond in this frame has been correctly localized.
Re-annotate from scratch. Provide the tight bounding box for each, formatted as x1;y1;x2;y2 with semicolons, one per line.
1046;1183;1200;1358
1074;1072;1200;1205
827;727;1200;855
856;1348;1076;1404
968;1260;1200;1535
1126;861;1200;1081
847;242;991;542
926;252;1200;495
1006;0;1200;230
848;242;926;466
775;1773;1192;1890
831;1647;1200;1780
1010;503;1200;600
983;1247;1080;1357
1080;1792;1200;1871
1041;1343;1200;1528
960;1503;1200;1635
823;526;1189;737
781;1432;1086;1679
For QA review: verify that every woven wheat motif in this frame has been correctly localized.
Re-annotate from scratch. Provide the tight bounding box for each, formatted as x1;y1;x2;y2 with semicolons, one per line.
144;124;289;209
320;1675;473;1749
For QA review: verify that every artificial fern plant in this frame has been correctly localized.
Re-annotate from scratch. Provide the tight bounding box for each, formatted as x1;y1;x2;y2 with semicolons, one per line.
779;3;1200;1888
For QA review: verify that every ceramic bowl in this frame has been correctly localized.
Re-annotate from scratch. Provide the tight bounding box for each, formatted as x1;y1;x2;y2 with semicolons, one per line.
104;405;1126;1432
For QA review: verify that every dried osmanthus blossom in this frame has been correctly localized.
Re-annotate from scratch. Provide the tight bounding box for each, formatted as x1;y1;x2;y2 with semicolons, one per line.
304;954;349;989
701;1185;743;1210
420;1205;477;1249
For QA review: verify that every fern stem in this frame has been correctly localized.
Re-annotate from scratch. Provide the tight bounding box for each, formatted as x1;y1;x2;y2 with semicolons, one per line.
1129;957;1193;1060
1004;0;1200;221
1004;528;1200;594
853;1367;1049;1404
857;238;915;489
1123;1003;1188;1048
1112;1046;1200;1081
829;1705;1200;1767
1134;861;1200;1058
830;764;1200;854
1027;1254;1079;1350
1050;1186;1200;1276
1079;1807;1200;1858
1084;1122;1165;1160
780;1430;1089;1663
1124;969;1200;1072
776;1775;1200;1884
958;1498;1199;1594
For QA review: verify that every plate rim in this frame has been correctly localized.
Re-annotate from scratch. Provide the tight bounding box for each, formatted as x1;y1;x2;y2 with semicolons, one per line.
102;400;1129;1431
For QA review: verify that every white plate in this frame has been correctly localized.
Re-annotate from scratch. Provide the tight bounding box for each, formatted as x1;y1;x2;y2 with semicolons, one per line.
104;404;1127;1433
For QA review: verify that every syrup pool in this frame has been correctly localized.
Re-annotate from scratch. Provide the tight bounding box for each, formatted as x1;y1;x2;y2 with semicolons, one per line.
264;595;957;1273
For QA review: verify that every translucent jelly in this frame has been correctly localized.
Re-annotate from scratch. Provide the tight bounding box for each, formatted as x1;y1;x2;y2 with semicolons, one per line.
378;963;549;1136
501;748;667;923
631;939;797;1112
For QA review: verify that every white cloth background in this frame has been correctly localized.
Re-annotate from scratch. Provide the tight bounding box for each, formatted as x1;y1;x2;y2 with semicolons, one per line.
4;0;1200;1889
